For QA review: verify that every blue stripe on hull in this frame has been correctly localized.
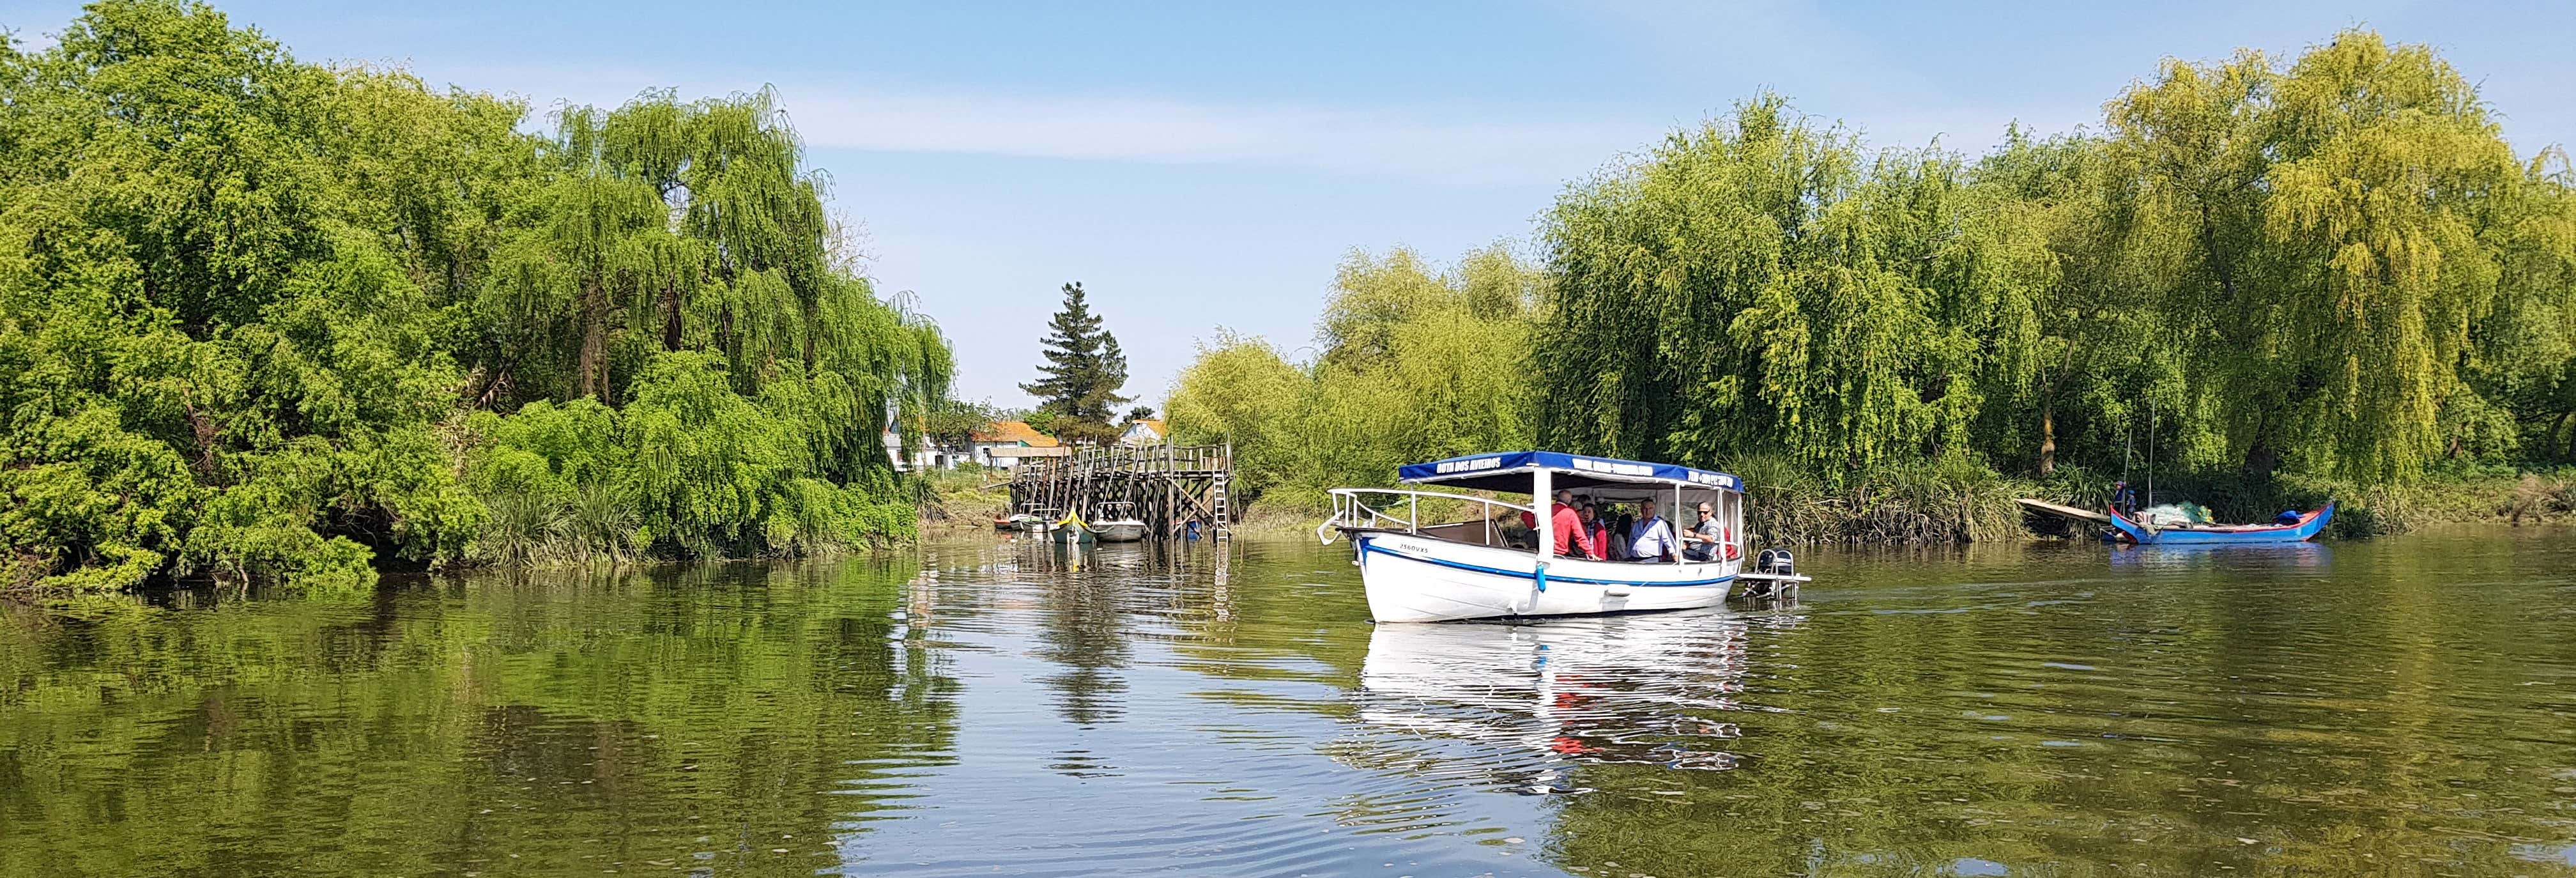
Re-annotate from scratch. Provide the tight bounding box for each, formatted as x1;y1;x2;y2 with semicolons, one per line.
1358;540;1735;588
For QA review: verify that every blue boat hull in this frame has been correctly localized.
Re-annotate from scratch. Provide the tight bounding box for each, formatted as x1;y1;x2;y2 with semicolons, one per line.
2108;503;2333;544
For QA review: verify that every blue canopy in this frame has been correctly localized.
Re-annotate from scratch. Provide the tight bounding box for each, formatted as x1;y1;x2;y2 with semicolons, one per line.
1398;451;1742;493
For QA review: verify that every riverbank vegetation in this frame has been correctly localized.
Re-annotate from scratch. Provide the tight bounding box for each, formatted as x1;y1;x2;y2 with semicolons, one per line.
1168;247;1544;513
1;1;952;593
1171;30;2576;542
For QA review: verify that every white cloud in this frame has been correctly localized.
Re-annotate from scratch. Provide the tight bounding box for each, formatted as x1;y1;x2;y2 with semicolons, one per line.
1552;0;2090;152
424;63;1669;187
774;88;1664;187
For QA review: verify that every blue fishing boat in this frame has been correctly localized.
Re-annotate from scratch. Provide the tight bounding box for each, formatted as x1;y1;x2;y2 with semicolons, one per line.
2107;503;2333;544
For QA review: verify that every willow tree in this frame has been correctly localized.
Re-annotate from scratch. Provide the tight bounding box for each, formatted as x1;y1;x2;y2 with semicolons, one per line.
594;89;833;388
2473;151;2576;459
0;1;959;589
1963;130;2171;477
533;108;670;400
1538;95;2049;476
2106;30;2533;482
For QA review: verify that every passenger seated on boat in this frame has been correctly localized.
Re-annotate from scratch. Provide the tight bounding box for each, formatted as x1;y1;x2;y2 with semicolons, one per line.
1682;502;1736;562
1578;502;1613;560
1607;509;1636;560
1628;499;1677;562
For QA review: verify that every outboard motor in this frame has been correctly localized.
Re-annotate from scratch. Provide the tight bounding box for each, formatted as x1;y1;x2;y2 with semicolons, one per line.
1756;548;1795;577
1749;548;1796;599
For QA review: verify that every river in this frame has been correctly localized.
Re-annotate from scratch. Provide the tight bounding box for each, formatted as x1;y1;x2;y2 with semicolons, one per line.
4;528;2574;876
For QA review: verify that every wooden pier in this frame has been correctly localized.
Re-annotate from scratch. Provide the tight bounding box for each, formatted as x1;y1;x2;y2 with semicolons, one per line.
1009;443;1236;540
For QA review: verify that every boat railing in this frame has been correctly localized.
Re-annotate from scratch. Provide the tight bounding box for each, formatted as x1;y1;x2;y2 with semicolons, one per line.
1316;488;1533;547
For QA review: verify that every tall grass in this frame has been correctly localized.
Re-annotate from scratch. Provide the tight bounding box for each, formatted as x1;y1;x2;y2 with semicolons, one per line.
1732;456;2028;545
471;486;642;567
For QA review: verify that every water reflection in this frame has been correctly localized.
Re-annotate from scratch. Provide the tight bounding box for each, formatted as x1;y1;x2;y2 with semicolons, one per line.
2107;540;2332;569
1355;612;1791;793
4;531;2575;877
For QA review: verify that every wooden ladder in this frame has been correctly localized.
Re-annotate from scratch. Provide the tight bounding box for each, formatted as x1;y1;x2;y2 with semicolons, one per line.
1211;474;1234;541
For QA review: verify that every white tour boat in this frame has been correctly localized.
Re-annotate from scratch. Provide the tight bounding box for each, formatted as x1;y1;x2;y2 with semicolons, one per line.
1318;451;1805;622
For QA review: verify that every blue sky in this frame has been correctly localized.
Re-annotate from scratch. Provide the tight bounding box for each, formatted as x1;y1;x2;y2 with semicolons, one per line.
7;1;2572;409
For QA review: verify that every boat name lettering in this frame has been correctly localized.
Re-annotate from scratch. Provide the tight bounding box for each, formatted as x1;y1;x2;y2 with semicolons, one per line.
1435;457;1503;474
1570;458;1653;477
1689;472;1728;485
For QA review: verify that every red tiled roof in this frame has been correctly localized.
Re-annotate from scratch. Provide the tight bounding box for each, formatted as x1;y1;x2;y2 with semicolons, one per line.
970;420;1058;447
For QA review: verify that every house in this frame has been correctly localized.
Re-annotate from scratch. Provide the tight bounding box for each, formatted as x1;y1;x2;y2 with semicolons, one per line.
970;420;1064;470
1118;419;1167;446
882;431;967;472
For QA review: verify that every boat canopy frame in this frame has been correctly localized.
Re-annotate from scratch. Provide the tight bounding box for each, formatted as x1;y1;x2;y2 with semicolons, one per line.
1330;451;1745;564
1398;451;1740;494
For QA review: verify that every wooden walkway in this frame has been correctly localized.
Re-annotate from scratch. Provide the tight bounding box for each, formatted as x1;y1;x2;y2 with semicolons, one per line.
1009;442;1236;540
2016;498;2111;526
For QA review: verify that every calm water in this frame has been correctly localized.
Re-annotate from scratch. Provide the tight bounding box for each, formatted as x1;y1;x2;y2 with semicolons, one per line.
5;528;2576;877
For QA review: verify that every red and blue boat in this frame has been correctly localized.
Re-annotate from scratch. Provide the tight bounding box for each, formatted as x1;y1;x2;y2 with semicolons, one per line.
2106;503;2334;545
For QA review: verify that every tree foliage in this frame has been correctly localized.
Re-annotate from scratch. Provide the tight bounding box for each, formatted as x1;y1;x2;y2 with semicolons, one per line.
1174;29;2576;530
0;1;950;592
1527;32;2576;492
1019;281;1130;443
2104;32;2549;481
1538;95;2052;473
1167;245;1541;505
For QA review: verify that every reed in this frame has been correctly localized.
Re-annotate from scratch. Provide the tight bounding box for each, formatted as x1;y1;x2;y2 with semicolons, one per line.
1729;456;2029;545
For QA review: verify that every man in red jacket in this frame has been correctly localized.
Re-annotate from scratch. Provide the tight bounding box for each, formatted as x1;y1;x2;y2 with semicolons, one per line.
1518;489;1593;558
1551;490;1592;558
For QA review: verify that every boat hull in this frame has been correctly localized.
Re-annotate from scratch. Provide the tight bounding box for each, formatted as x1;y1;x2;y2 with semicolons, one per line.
1094;521;1147;543
2108;503;2333;544
1352;532;1736;622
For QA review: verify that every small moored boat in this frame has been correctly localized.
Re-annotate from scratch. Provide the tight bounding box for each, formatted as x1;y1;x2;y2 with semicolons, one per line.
1050;511;1097;544
2107;503;2333;545
1091;502;1149;543
1319;451;1807;622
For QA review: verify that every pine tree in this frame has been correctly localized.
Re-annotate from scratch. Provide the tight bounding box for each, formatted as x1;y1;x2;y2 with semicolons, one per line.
1020;282;1131;442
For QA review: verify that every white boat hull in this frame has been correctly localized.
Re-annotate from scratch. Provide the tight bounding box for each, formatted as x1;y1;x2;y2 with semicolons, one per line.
1352;532;1736;622
1094;521;1148;542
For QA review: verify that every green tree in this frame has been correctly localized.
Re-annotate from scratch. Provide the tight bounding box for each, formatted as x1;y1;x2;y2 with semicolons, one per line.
0;0;484;590
1538;95;2033;475
1020;282;1130;443
2105;30;2538;482
1166;246;1540;504
1166;331;1312;497
0;0;955;590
